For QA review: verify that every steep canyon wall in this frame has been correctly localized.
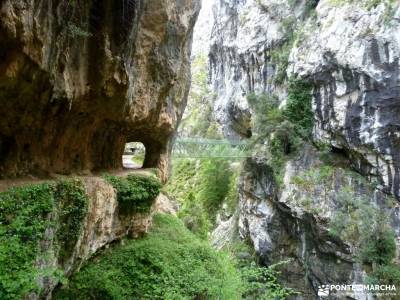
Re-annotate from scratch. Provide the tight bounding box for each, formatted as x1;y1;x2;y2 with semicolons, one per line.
0;0;200;181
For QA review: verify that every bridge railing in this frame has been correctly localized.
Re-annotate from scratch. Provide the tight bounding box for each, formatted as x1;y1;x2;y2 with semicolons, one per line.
172;138;250;159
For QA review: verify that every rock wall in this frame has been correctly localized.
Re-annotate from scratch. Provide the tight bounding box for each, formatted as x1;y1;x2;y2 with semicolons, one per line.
290;1;400;199
208;0;400;198
0;0;200;181
207;0;400;298
236;155;354;299
208;0;311;139
36;177;173;299
213;147;400;299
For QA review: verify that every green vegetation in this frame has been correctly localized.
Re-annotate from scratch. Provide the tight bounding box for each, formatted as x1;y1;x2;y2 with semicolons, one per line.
0;183;54;299
54;214;243;300
247;79;313;184
227;240;297;299
67;23;92;38
326;184;399;285
0;179;88;299
291;165;335;191
268;50;286;85
247;93;288;182
361;211;399;286
327;0;397;26
241;261;297;299
104;174;161;213
331;0;377;8
55;180;88;263
269;14;296;85
358;210;396;266
291;165;336;207
284;80;314;137
269;0;318;85
56;215;296;299
62;0;92;38
289;156;399;286
328;0;396;11
166;159;239;239
131;152;145;165
367;264;400;286
290;163;396;260
269;39;293;85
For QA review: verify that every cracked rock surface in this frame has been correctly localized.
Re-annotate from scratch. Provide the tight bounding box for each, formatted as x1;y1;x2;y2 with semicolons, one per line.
0;0;200;181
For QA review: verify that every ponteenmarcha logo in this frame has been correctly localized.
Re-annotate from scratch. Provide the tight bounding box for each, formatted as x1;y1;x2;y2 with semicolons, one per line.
317;285;330;297
317;284;397;298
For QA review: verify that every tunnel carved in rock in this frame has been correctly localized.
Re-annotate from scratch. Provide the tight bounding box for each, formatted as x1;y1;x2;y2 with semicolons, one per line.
0;0;201;182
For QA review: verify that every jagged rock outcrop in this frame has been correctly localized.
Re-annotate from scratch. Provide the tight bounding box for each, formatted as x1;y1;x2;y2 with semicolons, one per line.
208;0;311;139
208;0;400;198
213;148;400;299
36;177;173;299
207;1;400;297
290;1;400;199
237;155;354;299
0;0;200;181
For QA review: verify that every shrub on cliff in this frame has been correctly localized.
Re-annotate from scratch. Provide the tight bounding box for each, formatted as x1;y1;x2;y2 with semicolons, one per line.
247;79;313;183
104;174;161;213
358;210;396;266
0;180;88;300
54;214;243;299
166;158;239;239
283;79;314;137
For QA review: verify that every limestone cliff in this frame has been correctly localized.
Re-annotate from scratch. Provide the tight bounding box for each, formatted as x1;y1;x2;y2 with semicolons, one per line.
207;0;400;298
208;0;314;139
0;0;200;181
290;1;400;200
0;174;173;299
208;0;400;198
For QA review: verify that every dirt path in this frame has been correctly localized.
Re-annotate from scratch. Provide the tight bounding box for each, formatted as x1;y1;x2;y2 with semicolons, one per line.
122;154;142;169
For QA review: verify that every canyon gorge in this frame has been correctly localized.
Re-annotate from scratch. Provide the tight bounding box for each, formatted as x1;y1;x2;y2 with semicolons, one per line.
1;0;400;299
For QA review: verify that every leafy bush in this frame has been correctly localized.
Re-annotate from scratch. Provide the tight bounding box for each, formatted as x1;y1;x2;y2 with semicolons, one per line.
269;42;292;85
358;211;396;266
55;180;88;263
247;80;313;184
327;186;397;268
227;240;297;299
283;79;314;137
166;158;239;239
248;79;313;142
241;261;297;299
104;174;161;213
0;180;88;299
354;204;395;266
197;159;233;214
247;93;283;138
367;263;400;286
67;23;92;38
0;184;55;299
165;160;212;238
54;214;243;300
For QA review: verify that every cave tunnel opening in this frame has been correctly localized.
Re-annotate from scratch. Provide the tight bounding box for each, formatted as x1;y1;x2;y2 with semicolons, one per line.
122;142;146;169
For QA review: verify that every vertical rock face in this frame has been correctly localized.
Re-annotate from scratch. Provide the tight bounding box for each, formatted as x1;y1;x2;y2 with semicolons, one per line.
208;0;309;139
237;156;354;299
290;1;400;199
211;146;400;298
207;0;400;298
35;177;172;299
208;0;400;199
0;0;200;181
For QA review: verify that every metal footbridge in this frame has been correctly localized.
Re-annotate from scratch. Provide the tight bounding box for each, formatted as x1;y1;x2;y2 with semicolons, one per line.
171;137;250;159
